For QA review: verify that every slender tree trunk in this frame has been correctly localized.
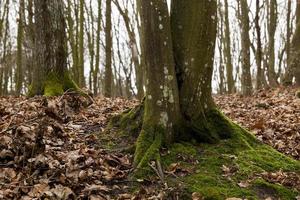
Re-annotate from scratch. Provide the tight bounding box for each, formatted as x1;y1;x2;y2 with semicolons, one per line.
238;0;252;95
78;0;85;87
2;0;10;95
104;0;113;97
255;0;263;89
223;0;235;93
15;0;25;95
93;0;102;95
66;0;79;84
267;0;278;87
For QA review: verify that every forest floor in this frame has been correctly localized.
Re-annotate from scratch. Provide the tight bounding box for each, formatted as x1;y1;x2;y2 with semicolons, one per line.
0;87;299;199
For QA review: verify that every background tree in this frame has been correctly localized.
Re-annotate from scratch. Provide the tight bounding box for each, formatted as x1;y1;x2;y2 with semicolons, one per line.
104;0;113;97
223;0;235;93
284;0;300;86
29;0;77;96
267;0;278;87
15;0;24;95
238;0;252;95
78;0;85;87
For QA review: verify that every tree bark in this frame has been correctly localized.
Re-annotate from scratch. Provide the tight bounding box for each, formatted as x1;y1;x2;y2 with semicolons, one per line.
93;0;102;95
15;0;24;95
255;0;263;89
267;0;278;87
78;0;85;87
119;0;234;171
238;0;252;95
104;0;113;97
223;0;235;93
134;0;181;168
284;1;300;86
29;0;78;96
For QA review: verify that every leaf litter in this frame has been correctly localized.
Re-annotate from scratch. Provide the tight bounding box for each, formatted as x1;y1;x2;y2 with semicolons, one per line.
0;87;299;199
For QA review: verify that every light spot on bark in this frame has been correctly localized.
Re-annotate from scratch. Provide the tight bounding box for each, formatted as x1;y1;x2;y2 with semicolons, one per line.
164;67;168;75
163;86;169;98
168;92;174;104
167;75;173;81
156;100;162;106
160;112;168;127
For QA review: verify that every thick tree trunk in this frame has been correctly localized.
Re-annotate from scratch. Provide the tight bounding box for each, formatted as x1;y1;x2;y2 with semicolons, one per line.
29;0;78;96
110;0;233;170
134;0;181;168
171;0;232;142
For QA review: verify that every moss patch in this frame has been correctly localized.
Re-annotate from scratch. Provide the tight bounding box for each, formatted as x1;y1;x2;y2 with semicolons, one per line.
161;125;300;199
103;106;300;199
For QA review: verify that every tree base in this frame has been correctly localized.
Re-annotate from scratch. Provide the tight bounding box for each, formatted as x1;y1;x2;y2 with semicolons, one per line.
104;104;300;199
28;72;85;97
105;103;251;176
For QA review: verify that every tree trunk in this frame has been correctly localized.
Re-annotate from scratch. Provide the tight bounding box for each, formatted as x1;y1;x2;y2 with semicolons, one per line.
93;0;102;95
134;0;181;168
104;0;113;97
15;0;24;95
29;0;78;96
255;0;263;90
238;0;252;95
108;0;234;171
267;0;278;87
284;1;300;86
78;0;85;87
223;0;235;93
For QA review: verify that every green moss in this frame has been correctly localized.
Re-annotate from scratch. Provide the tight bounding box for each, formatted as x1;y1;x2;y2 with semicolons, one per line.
252;179;298;200
44;73;64;96
103;106;299;199
134;125;163;171
188;109;241;143
160;122;300;199
106;103;144;138
63;72;79;91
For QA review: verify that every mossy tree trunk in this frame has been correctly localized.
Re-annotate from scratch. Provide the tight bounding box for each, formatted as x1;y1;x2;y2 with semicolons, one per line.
122;0;235;170
134;0;181;168
29;0;78;96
